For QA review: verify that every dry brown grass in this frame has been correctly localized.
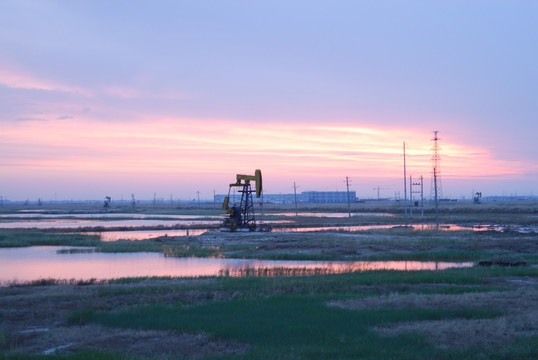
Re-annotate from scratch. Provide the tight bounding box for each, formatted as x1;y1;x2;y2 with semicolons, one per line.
9;325;248;358
0;279;248;357
193;230;538;259
328;286;538;348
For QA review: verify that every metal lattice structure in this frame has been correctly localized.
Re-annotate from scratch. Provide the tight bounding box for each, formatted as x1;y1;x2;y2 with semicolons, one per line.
430;131;443;201
239;183;256;230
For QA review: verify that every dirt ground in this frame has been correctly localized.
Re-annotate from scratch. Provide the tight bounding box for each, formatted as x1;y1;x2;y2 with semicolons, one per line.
191;230;538;258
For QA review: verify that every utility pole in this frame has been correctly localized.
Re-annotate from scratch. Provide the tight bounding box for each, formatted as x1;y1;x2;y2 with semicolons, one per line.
411;175;424;217
293;182;298;216
197;191;200;207
409;175;413;216
403;142;408;216
373;187;382;200
153;192;156;208
345;176;351;218
417;175;424;217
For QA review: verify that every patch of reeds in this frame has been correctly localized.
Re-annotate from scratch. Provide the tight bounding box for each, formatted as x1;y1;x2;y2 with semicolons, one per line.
6;278;104;287
94;266;536;301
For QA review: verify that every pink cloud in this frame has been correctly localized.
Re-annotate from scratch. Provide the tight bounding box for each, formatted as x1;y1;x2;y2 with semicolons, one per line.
0;65;91;95
1;117;525;184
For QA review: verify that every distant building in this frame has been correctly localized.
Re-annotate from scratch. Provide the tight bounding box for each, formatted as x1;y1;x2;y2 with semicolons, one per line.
301;191;356;203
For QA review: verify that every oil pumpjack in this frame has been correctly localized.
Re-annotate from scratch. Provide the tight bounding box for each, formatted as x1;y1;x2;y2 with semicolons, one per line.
220;169;271;232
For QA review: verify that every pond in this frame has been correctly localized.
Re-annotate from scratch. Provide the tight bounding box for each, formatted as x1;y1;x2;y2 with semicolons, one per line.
0;213;222;219
0;246;474;285
268;212;395;217
0;215;290;229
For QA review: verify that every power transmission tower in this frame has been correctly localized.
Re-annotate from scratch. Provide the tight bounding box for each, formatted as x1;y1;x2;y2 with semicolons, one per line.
430;131;443;202
430;131;442;229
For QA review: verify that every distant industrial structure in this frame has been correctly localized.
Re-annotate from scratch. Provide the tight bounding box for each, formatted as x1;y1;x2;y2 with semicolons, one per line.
214;190;357;204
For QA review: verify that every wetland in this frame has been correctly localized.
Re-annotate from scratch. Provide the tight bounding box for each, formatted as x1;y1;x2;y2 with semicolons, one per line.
0;200;537;359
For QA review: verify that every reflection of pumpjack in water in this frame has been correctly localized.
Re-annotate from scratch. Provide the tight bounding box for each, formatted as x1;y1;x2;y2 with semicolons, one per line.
221;169;271;232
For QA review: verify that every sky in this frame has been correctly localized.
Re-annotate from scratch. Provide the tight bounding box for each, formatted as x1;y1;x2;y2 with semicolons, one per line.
1;0;537;202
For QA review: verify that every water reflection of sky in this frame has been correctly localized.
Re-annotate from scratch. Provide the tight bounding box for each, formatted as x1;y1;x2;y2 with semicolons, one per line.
0;213;224;219
0;246;474;285
0;219;222;229
268;212;395;217
0;216;291;229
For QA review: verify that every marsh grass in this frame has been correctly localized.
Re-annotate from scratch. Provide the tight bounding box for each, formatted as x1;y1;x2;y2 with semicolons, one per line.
0;230;99;248
84;295;503;359
55;239;226;258
0;331;6;351
0;350;138;360
7;278;104;287
97;240;224;258
74;267;537;359
97;267;536;300
2;265;536;359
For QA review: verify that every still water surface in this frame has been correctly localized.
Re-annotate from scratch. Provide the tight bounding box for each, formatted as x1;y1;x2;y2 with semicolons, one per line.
0;213;222;219
0;219;222;229
0;246;473;285
269;212;395;217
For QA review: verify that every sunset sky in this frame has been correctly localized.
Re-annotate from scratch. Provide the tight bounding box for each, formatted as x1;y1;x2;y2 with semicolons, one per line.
1;0;537;201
